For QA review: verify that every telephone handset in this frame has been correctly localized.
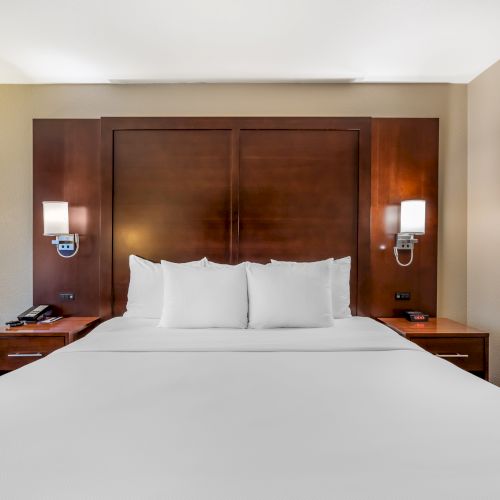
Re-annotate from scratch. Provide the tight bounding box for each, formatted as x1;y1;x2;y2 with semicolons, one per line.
18;305;52;323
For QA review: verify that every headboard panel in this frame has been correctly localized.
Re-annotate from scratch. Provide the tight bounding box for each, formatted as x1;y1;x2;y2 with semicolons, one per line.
238;128;365;313
100;117;372;317
112;128;233;314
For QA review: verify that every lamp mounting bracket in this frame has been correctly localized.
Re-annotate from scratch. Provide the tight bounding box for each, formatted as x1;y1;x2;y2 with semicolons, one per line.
395;232;419;251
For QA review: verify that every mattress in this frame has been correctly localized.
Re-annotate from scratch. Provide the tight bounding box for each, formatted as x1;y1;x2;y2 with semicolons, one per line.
1;317;500;499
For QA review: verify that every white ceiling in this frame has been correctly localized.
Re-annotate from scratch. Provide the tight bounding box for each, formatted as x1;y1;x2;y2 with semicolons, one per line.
1;0;499;84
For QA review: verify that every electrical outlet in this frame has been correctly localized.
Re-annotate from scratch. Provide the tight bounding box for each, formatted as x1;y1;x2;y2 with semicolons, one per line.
395;291;411;300
59;292;75;301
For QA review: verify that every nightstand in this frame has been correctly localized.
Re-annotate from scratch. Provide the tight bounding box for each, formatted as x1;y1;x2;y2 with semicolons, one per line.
378;317;489;380
0;317;99;373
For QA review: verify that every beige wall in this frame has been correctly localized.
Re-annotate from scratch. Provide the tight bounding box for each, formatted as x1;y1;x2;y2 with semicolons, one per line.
0;83;468;329
0;86;33;324
468;61;500;384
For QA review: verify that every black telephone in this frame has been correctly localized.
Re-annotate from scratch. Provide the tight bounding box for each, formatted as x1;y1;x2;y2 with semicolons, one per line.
18;305;52;323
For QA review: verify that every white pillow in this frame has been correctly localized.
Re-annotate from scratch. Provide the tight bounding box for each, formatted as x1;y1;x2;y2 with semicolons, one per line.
271;257;352;319
246;261;333;329
124;255;206;319
332;257;352;318
158;262;248;328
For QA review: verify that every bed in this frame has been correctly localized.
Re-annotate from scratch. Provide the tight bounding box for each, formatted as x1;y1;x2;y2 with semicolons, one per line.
20;117;494;498
1;316;500;499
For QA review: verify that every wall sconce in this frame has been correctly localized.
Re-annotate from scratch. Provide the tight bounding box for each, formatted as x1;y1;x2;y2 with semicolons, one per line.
42;201;80;258
393;200;426;267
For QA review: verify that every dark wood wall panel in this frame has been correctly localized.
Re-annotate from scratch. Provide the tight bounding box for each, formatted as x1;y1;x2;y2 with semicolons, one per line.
370;118;439;317
33;119;101;316
239;129;360;311
32;116;437;320
112;129;232;315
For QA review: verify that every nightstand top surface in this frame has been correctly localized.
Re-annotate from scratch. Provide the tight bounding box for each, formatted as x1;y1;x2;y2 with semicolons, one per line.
0;317;100;336
378;317;488;337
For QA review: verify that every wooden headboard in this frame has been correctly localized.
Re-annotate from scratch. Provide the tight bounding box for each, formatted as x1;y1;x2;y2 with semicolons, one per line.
100;118;371;316
33;117;438;319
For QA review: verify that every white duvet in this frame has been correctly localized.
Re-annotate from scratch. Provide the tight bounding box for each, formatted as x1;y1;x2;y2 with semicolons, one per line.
65;316;420;352
1;317;500;500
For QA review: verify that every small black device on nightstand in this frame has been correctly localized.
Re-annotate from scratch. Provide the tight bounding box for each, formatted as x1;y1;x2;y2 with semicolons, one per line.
5;320;24;328
404;311;429;322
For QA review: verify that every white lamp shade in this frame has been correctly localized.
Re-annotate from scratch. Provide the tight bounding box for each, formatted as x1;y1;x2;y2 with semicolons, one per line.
43;201;69;235
400;200;426;234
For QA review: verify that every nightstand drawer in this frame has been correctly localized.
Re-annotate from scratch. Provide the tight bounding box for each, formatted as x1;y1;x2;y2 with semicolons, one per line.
0;337;65;371
412;338;485;371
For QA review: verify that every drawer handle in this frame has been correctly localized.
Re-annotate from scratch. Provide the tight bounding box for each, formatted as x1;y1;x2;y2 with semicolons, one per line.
7;353;43;358
436;353;469;359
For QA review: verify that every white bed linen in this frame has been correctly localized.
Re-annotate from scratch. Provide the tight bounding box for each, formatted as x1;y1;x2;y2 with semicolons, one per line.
1;317;500;500
66;316;419;352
